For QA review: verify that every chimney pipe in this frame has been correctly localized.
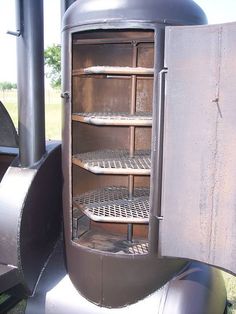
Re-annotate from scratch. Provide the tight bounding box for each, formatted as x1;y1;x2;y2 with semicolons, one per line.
16;0;46;167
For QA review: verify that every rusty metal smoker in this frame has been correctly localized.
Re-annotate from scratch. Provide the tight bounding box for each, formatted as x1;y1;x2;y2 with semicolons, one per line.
1;0;235;313
60;0;227;311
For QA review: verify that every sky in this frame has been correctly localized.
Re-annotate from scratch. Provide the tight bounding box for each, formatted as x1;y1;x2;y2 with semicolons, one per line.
0;0;61;82
0;0;236;83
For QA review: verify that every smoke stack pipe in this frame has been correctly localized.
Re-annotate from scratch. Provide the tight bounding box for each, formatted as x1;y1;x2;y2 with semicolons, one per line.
16;0;46;167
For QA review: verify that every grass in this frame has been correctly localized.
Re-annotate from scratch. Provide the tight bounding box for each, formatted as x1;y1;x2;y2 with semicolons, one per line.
0;293;9;304
4;102;62;141
223;272;236;313
45;102;62;140
7;300;27;314
0;294;26;313
1;93;236;313
1;89;62;140
3;102;18;128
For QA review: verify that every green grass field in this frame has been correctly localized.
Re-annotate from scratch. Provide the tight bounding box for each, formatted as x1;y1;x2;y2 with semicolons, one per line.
1;89;62;140
1;94;236;313
4;102;62;140
224;272;236;313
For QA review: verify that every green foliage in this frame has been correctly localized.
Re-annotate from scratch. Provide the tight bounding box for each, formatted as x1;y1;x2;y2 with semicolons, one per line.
0;81;17;91
44;44;61;88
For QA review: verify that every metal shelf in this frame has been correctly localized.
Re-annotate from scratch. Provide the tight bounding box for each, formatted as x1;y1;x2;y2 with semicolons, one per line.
74;229;149;255
72;149;151;175
73;186;149;224
73;66;154;76
72;112;152;126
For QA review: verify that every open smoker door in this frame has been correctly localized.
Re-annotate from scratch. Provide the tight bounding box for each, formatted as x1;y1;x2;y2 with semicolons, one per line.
160;22;236;275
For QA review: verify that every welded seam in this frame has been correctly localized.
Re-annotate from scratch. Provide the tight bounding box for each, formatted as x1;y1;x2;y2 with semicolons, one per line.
208;27;223;264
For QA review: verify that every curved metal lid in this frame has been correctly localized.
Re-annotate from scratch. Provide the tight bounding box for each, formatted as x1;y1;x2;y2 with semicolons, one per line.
63;0;207;30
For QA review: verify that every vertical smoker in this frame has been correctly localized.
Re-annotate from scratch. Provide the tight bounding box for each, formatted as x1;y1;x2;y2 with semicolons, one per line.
62;0;207;307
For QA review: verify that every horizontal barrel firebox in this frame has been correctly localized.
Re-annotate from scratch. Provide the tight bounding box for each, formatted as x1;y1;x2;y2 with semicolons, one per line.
62;0;208;308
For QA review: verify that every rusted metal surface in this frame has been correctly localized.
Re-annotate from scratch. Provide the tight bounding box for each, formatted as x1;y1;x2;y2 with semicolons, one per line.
127;44;139;240
73;37;154;45
161;22;236;275
62;0;208;308
64;27;186;308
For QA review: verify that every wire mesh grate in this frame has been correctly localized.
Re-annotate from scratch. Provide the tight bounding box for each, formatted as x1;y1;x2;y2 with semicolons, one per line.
72;150;151;175
127;243;149;255
72;112;152;126
73;186;150;223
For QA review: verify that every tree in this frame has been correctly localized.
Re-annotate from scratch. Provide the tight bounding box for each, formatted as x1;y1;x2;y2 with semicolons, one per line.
44;44;61;88
0;81;17;91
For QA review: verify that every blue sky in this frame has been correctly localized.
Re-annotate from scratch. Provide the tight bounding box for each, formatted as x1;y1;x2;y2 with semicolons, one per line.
0;0;236;82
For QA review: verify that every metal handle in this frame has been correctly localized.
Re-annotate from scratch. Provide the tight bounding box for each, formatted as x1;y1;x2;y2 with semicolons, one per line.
8;0;23;37
7;30;21;37
156;68;167;216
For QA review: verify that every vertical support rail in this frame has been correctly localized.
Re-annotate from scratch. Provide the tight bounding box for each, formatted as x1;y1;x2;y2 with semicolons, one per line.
127;43;138;242
148;29;165;254
148;68;167;253
16;0;46;167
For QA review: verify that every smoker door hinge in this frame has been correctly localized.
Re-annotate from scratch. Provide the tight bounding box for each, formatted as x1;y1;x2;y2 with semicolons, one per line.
61;92;70;100
161;67;168;73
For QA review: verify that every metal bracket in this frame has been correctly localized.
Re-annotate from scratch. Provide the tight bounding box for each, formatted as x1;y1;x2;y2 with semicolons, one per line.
7;30;21;37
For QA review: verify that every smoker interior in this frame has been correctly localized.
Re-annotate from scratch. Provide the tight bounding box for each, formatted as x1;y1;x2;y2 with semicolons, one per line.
72;30;154;254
